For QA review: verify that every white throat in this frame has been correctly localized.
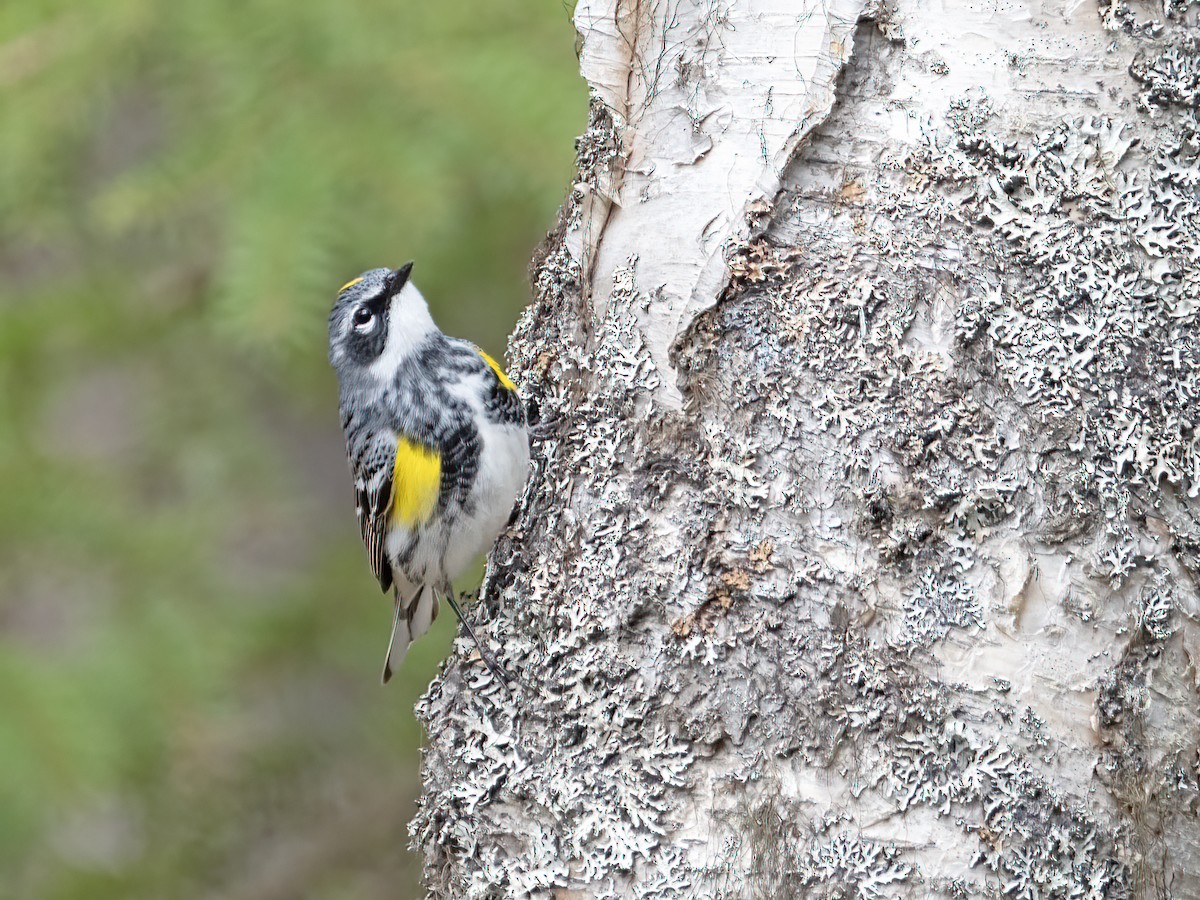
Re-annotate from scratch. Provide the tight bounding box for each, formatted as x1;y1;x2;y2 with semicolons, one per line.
370;282;437;378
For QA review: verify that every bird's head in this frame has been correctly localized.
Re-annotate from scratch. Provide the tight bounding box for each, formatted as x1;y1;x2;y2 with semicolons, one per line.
327;262;434;374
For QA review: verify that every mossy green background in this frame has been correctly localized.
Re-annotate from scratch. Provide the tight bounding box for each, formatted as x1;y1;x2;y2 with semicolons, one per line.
0;2;582;896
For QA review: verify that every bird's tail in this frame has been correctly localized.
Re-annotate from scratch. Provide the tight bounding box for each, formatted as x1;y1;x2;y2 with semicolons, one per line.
382;584;439;684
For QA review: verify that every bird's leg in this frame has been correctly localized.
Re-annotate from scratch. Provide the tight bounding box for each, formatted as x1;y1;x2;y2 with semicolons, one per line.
442;582;511;688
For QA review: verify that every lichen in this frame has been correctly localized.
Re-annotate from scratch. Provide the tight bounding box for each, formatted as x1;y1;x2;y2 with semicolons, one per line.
1131;36;1200;110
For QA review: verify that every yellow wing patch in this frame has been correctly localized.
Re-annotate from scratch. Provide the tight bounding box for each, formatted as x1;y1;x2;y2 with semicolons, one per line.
476;348;517;392
390;438;441;528
338;276;364;294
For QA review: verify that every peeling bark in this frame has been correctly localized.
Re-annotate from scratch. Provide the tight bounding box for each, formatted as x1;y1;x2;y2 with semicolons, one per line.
413;0;1200;897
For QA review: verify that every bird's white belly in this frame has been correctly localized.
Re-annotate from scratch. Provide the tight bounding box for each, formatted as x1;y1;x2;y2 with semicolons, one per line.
442;420;530;581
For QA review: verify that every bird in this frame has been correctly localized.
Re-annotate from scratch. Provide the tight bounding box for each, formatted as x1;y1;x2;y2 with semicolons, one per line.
327;262;530;683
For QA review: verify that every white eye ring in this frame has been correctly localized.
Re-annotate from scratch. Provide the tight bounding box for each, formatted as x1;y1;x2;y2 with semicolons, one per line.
352;307;374;331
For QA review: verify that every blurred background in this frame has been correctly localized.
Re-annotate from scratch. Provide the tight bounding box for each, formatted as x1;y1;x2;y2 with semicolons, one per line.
0;1;582;896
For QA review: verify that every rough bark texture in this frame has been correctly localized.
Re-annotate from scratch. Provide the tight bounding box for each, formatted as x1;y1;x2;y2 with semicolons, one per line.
412;0;1200;897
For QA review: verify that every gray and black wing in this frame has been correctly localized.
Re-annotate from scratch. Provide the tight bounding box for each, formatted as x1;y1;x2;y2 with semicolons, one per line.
345;419;397;593
473;346;525;427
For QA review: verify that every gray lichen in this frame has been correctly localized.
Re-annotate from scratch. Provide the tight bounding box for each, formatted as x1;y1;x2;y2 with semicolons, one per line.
713;791;914;900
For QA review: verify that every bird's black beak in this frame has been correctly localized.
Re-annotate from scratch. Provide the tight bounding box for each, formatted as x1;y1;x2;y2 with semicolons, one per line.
386;261;414;297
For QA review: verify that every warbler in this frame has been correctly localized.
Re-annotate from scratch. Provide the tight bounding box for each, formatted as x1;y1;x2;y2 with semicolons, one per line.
327;262;530;683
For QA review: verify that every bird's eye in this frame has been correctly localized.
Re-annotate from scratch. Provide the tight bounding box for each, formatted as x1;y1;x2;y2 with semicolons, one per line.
353;307;374;328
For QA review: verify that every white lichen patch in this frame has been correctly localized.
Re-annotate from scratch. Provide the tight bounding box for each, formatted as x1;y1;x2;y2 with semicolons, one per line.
897;568;984;648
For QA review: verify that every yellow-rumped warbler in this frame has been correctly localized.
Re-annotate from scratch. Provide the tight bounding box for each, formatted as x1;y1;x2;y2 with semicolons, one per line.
328;262;530;683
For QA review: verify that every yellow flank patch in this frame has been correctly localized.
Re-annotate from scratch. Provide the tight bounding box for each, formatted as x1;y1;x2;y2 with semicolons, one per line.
476;347;517;392
338;276;364;294
390;438;441;527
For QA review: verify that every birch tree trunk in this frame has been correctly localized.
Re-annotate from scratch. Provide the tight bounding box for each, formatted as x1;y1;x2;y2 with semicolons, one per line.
412;0;1200;896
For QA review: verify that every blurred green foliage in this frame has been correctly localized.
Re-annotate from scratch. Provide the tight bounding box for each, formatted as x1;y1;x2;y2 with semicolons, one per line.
0;1;582;896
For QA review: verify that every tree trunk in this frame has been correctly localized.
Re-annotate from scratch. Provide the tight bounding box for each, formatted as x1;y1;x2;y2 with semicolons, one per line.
413;0;1200;896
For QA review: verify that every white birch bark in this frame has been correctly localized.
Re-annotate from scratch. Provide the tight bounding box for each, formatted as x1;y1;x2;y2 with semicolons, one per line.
412;0;1200;896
